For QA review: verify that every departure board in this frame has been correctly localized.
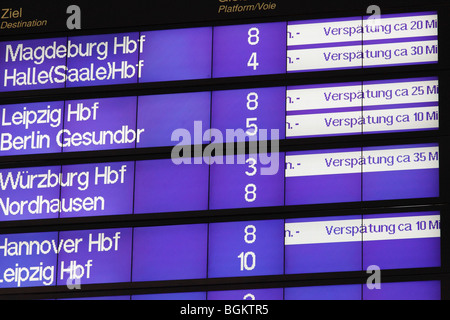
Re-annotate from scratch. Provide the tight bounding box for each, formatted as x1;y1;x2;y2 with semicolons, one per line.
0;0;448;305
0;12;438;92
0;211;441;287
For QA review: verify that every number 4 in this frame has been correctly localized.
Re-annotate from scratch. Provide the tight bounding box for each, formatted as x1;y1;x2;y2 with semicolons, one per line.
248;52;259;70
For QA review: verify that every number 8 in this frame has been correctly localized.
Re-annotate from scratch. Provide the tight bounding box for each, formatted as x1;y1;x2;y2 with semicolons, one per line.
245;184;257;202
244;225;256;244
248;27;260;45
247;92;258;110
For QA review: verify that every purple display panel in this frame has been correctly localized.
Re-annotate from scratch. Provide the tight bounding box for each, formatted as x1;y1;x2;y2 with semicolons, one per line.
285;285;361;300
132;224;208;282
209;153;284;210
0;38;67;92
362;212;440;270
57;228;132;285
208;220;284;278
208;288;283;300
213;22;287;78
134;158;209;214
285;215;363;274
132;292;206;300
65;33;142;87
362;143;439;201
285;148;362;206
0;232;58;288
59;162;135;218
0;166;61;221
362;281;440;300
139;27;212;83
212;87;286;143
62;96;138;153
137;92;211;148
286;212;440;275
0;101;64;156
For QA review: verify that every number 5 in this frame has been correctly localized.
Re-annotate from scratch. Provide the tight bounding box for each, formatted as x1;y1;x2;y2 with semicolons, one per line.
246;118;258;136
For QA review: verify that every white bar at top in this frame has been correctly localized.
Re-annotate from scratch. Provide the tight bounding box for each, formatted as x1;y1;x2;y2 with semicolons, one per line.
363;106;439;132
363;146;439;173
286;79;438;112
285;150;362;177
285;146;439;177
363;40;438;67
286;84;363;112
287;13;437;46
286;106;439;138
287;44;362;72
285;215;440;245
286;111;363;137
288;19;362;46
287;40;438;72
363;14;438;41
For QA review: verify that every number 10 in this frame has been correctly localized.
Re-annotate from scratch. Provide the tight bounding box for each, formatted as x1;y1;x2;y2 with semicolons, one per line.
238;251;256;271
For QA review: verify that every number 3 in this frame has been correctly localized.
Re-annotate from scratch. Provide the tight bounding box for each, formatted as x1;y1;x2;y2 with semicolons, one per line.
245;158;257;176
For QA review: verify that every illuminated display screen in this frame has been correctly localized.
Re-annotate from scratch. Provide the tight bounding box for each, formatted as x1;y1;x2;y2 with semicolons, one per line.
0;228;132;288
0;212;440;288
0;161;135;221
132;224;208;282
286;77;439;138
62;97;139;152
285;212;440;274
285;143;439;205
59;162;135;219
64;33;142;87
0;12;437;93
0;77;439;157
0;2;444;302
137;92;211;148
133;159;209;214
56;228;133;286
0;231;58;288
287;13;438;72
0;143;439;222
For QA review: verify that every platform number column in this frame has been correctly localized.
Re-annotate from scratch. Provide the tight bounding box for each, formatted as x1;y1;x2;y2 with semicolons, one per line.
247;27;260;71
212;22;287;78
238;225;257;272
